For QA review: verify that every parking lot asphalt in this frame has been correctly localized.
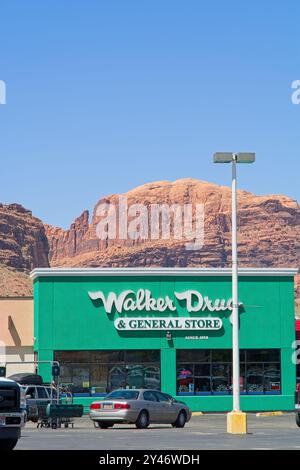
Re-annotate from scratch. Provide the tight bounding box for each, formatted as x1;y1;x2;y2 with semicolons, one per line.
15;412;300;450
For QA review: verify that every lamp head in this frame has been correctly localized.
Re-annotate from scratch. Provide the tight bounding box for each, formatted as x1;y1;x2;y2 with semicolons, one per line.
213;152;255;164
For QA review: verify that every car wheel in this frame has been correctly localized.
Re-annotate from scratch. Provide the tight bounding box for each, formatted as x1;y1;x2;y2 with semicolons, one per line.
296;412;300;428
0;439;18;450
135;410;149;429
172;410;186;428
96;421;114;429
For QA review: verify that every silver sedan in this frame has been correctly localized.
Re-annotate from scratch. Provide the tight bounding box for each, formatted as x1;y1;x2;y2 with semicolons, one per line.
89;389;192;429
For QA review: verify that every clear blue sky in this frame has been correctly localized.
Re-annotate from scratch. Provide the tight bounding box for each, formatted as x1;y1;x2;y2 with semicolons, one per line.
0;1;299;228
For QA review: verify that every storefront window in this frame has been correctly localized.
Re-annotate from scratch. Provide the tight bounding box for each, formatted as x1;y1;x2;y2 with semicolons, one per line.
263;363;281;393
143;365;160;389
177;350;210;363
108;365;126;390
194;377;211;393
90;364;109;394
126;350;159;363
212;364;230;394
60;365;72;384
246;350;280;363
177;365;194;394
246;363;264;393
194;364;211;394
195;364;210;376
71;365;90;393
54;350;161;395
212;350;231;362
56;351;89;363
176;349;281;396
90;351;124;363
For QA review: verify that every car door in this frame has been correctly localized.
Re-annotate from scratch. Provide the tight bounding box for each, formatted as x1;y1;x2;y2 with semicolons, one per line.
25;386;39;420
142;390;160;423
153;391;177;424
36;386;50;418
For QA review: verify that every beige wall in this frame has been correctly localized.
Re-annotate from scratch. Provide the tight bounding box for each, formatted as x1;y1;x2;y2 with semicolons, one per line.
0;297;33;346
0;297;34;375
4;347;35;376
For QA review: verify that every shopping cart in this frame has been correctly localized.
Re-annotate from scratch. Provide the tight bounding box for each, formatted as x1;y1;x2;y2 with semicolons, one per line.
37;388;83;429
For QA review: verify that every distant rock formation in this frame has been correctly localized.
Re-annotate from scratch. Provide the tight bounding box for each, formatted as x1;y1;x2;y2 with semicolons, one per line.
1;180;299;309
45;178;300;312
46;178;300;271
0;203;49;272
0;263;33;297
0;203;49;297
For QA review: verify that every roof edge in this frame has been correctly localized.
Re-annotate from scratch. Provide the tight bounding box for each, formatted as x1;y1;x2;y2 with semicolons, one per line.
30;267;299;280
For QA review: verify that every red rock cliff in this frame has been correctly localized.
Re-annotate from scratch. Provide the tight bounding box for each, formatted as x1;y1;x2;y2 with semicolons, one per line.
0;203;49;272
45;179;300;280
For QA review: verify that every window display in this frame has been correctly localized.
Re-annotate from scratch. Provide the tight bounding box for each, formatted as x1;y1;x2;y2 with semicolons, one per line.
246;363;264;393
176;349;281;396
54;350;161;395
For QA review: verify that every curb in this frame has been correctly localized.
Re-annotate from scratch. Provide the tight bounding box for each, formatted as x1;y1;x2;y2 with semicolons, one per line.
256;411;284;417
192;412;204;416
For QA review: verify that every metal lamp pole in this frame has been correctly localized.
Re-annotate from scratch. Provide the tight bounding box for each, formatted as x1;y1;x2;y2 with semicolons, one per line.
231;155;240;412
213;152;255;433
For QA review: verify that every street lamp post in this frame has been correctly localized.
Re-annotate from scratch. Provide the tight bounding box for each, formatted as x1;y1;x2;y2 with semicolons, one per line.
213;152;255;434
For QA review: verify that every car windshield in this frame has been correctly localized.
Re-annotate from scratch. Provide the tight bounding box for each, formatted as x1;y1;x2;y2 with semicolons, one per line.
105;390;139;400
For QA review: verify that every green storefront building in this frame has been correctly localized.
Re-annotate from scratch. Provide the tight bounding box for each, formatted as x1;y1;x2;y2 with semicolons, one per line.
30;267;298;412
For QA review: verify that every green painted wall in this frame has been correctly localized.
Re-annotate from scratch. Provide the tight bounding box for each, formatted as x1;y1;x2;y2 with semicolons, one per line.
33;274;296;412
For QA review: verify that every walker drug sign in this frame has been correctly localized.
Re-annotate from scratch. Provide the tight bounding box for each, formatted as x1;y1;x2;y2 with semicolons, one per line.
88;288;237;314
89;288;231;332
